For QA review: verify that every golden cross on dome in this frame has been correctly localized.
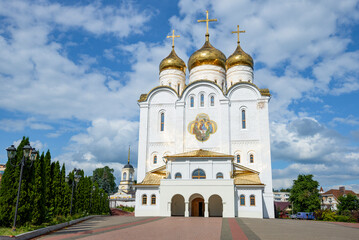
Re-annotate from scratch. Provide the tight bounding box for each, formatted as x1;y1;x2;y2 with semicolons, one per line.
167;30;180;48
198;10;217;41
232;25;245;45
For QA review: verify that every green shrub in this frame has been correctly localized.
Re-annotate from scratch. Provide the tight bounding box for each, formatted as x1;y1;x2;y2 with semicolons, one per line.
322;210;336;221
334;215;351;222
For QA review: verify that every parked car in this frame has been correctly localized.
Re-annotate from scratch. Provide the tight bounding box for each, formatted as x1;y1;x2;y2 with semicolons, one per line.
295;212;315;220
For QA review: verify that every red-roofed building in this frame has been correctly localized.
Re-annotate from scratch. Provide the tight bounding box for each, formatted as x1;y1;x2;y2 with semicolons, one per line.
320;186;359;210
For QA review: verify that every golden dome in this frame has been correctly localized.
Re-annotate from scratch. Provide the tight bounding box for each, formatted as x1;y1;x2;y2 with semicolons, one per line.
159;48;186;73
188;40;226;71
226;43;253;69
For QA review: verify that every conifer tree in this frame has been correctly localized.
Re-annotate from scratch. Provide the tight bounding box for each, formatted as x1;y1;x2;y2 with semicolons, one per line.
0;137;30;226
31;152;45;225
43;150;52;220
59;163;70;216
51;161;62;216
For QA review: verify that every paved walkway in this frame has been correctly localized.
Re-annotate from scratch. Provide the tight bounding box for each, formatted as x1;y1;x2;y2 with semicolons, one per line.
38;216;359;240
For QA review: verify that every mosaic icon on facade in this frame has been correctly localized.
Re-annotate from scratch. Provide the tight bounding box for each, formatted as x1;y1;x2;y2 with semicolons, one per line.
188;113;217;141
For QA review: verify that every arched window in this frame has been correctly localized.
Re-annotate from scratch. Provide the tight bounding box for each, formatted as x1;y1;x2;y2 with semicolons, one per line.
192;169;206;179
151;195;156;205
240;194;245;206
175;172;182;179
190;97;194;107
142;195;147;205
160;113;164;131
210;96;214;106
200;94;204;107
250;195;255;206
250;154;254;163
242;110;246;129
129;173;133;181
153;155;157;164
123;172;127;181
216;172;223;179
236;154;240;163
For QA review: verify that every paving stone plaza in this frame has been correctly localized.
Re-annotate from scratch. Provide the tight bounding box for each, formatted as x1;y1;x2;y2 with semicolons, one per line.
37;215;359;240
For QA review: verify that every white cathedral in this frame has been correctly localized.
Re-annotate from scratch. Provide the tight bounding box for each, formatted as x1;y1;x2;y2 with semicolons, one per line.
135;12;274;219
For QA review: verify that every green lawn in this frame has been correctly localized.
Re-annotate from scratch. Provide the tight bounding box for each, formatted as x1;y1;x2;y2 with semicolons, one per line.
0;213;91;236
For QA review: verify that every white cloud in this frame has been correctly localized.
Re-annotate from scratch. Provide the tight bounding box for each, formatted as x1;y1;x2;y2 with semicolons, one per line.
0;118;53;132
55;118;139;181
270;117;359;190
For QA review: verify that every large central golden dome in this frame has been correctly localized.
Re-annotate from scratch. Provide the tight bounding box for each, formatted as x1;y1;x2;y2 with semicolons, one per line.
188;40;226;71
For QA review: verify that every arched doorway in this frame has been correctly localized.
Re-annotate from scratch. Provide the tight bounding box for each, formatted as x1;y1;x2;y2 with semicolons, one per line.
171;194;185;216
189;194;204;217
209;194;223;217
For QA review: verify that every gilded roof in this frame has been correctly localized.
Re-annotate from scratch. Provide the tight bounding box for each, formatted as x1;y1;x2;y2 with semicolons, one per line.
138;165;167;185
165;149;234;159
159;48;186;73
226;44;253;69
188;40;226;71
233;171;263;185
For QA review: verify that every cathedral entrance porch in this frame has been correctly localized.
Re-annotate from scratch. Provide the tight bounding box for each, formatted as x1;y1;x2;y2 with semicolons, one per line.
191;197;204;217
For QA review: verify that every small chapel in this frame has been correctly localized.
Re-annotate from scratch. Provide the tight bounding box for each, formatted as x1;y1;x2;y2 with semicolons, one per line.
134;11;274;218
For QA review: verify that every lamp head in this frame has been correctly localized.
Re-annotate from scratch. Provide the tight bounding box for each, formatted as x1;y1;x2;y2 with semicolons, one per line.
22;145;32;159
6;145;16;160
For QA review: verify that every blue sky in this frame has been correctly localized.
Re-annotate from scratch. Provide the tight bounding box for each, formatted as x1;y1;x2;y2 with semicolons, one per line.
0;0;359;191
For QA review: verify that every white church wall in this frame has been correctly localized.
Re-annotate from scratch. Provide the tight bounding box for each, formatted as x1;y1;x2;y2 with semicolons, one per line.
135;187;160;217
137;103;149;183
181;83;228;153
147;89;177;172
159;69;185;93
226;65;253;86
189;65;226;88
236;187;263;218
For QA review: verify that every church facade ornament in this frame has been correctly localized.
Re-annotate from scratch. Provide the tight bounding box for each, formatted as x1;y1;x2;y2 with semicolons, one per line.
187;113;217;142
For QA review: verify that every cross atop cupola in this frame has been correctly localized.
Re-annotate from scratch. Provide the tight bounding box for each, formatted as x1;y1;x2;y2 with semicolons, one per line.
167;30;180;49
198;10;217;41
231;25;245;45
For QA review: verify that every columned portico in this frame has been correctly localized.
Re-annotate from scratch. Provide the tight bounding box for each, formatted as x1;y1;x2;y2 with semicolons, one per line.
204;202;209;217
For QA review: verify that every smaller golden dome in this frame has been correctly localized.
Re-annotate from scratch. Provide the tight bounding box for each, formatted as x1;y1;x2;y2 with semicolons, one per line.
226;43;253;69
159;48;186;73
188;40;226;71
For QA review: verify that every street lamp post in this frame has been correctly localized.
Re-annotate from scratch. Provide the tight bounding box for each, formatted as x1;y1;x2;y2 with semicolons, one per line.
6;144;38;231
69;168;82;216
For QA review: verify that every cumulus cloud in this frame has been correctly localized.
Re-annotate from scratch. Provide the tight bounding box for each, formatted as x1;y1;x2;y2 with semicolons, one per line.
0;118;52;132
55;118;139;181
271;117;359;189
1;0;359;190
0;0;154;121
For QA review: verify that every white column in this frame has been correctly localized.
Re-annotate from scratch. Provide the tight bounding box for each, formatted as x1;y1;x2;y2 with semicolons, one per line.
185;202;189;217
204;202;209;217
168;202;171;217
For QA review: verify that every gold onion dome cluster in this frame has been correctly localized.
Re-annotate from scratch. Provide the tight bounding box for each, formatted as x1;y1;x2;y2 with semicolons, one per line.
159;48;186;73
188;40;226;71
226;43;253;69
